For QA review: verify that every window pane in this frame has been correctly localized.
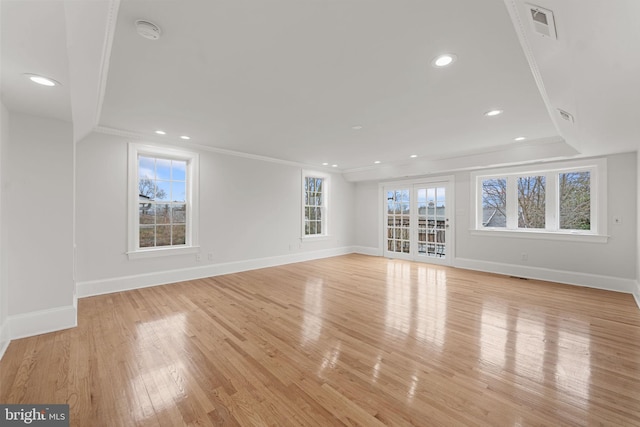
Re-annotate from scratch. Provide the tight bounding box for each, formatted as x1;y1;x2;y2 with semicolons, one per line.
156;181;171;201
172;160;186;181
316;178;323;193
172;204;186;224
139;203;155;224
139;156;155;180
518;176;546;229
156;204;171;224
482;178;507;227
156;225;171;246
316;221;322;234
309;207;316;220
172;181;186;202
172;225;186;245
140;226;155;247
139;178;156;200
156;158;171;180
309;221;317;235
559;172;590;230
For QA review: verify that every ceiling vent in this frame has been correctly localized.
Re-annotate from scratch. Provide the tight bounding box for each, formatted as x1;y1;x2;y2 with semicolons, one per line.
526;4;557;40
557;108;574;123
135;20;162;40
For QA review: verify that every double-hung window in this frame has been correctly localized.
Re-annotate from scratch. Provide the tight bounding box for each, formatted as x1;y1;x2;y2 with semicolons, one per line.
128;144;199;258
302;171;329;238
472;158;607;241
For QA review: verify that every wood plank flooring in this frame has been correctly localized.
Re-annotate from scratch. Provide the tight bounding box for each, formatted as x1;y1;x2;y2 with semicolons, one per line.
1;254;640;426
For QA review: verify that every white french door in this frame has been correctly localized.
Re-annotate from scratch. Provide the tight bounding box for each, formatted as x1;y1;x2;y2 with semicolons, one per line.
383;179;453;265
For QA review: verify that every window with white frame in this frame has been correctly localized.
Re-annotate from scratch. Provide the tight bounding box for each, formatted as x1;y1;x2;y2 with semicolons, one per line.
473;158;607;240
302;172;328;237
128;144;199;258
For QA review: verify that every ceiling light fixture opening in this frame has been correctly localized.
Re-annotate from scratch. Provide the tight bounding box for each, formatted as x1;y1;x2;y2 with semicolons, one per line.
25;74;59;87
374;160;381;164
514;136;526;141
432;53;457;68
180;135;190;140
484;109;503;117
410;154;418;158
331;164;338;168
155;130;166;135
322;162;329;166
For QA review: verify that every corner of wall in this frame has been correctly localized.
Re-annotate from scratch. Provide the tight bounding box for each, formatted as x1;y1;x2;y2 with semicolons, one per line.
0;319;9;360
7;305;77;341
634;281;640;310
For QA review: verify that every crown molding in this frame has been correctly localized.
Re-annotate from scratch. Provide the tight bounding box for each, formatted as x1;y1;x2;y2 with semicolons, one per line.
93;125;342;172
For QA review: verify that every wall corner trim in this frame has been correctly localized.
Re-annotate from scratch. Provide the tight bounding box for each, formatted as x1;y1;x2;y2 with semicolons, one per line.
352;246;382;257
8;305;77;341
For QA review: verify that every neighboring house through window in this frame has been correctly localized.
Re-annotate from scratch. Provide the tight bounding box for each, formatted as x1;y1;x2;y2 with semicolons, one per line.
472;158;607;242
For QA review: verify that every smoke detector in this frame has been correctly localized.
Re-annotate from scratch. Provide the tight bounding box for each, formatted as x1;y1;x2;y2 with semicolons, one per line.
526;4;557;40
135;20;162;40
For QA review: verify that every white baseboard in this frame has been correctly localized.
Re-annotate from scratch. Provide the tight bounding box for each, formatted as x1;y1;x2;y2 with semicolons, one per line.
77;246;355;298
8;305;77;340
0;319;9;360
455;257;637;295
352;246;382;257
634;281;640;309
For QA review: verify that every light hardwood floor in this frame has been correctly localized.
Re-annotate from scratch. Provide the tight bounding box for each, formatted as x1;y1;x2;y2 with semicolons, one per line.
1;254;640;426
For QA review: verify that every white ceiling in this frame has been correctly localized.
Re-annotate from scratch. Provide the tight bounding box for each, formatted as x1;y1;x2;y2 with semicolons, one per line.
2;0;639;181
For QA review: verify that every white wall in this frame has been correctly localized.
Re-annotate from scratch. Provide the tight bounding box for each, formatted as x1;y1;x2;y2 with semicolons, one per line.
5;112;75;338
354;152;637;294
637;150;640;307
454;152;636;291
0;102;9;356
75;131;356;294
354;181;380;253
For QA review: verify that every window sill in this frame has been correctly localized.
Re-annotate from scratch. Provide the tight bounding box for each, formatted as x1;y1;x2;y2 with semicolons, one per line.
470;229;608;243
127;245;200;260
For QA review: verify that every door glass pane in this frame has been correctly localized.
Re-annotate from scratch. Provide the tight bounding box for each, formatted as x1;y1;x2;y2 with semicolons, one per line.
386;189;410;254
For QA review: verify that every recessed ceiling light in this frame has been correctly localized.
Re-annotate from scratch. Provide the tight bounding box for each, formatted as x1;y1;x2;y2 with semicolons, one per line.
374;160;381;164
352;125;363;130
432;54;457;68
410;154;418;158
332;164;338;168
180;135;191;140
25;74;59;87
322;162;329;166
484;109;503;117
514;136;526;141
155;130;166;135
